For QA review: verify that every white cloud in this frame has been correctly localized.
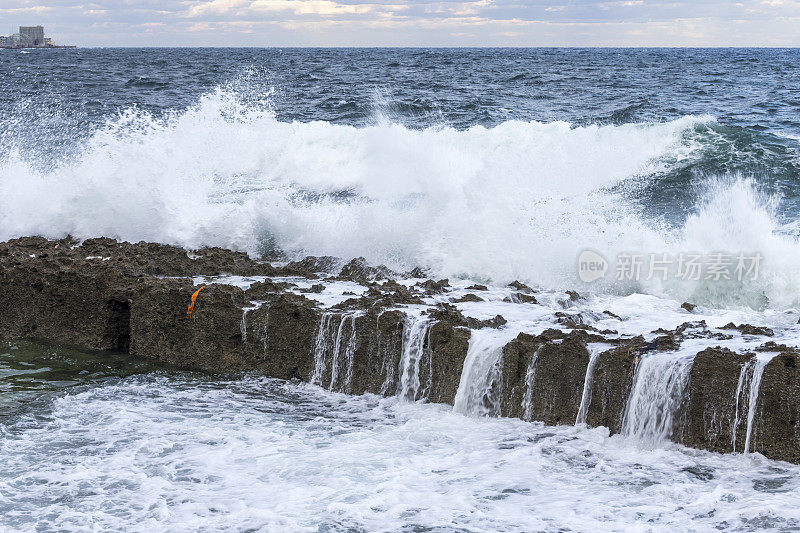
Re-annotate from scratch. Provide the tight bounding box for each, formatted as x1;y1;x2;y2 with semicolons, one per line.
1;0;798;46
250;0;377;15
186;0;249;17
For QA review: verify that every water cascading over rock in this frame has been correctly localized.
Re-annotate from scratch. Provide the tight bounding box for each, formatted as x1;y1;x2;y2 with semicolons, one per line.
621;350;696;446
311;312;361;394
575;344;612;425
453;331;508;417
736;352;780;454
397;315;435;401
4;237;800;463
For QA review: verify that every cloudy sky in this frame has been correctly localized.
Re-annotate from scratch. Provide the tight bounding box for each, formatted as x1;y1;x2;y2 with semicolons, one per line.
2;0;799;47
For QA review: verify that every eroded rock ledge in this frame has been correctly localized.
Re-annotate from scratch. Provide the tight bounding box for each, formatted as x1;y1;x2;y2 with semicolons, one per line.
2;237;800;463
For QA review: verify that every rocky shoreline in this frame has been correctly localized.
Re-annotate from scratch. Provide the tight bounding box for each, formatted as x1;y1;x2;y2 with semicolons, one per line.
2;236;800;463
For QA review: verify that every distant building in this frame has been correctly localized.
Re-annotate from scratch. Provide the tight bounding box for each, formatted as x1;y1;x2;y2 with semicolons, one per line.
0;26;73;48
7;34;31;47
19;26;45;46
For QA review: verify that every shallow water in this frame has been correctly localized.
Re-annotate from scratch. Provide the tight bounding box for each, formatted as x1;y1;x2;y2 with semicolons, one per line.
2;341;800;532
0;340;164;420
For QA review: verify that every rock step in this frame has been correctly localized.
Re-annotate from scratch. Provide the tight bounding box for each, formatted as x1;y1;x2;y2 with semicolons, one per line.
2;238;800;463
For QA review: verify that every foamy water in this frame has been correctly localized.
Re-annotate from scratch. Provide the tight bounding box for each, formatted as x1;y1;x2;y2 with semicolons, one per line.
2;87;800;309
2;375;800;532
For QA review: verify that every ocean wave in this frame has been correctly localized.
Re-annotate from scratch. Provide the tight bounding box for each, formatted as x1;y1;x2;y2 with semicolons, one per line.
637;177;800;310
1;87;797;309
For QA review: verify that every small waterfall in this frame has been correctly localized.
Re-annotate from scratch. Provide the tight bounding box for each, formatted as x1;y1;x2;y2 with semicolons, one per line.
310;312;360;392
621;350;696;445
521;345;544;422
376;312;396;396
732;358;754;453
239;304;260;344
397;315;433;401
733;352;779;454
340;314;359;394
311;313;335;386
575;344;609;425
420;331;435;400
261;304;270;356
453;330;506;417
328;316;349;391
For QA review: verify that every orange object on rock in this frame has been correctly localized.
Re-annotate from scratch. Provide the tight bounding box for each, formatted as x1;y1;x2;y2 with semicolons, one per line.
187;285;205;317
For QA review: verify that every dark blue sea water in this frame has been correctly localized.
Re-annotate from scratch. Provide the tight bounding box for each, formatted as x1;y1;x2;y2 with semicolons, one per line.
3;48;800;131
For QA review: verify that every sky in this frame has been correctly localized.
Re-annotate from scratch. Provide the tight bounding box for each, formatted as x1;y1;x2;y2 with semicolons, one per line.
2;0;799;47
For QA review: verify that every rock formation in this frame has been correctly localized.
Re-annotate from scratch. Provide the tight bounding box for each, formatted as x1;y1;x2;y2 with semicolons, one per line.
2;237;800;463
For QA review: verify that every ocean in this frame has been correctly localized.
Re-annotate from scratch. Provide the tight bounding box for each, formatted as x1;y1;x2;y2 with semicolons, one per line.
2;47;800;531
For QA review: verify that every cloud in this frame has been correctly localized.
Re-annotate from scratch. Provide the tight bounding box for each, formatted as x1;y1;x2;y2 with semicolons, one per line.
187;0;250;17
0;0;797;46
0;5;54;14
252;0;379;15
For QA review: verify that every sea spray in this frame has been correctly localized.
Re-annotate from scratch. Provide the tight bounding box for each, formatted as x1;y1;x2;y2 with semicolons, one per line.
0;88;740;299
2;81;800;309
653;178;800;310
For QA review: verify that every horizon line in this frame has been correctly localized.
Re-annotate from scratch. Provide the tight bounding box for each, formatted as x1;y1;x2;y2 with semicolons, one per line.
8;45;800;49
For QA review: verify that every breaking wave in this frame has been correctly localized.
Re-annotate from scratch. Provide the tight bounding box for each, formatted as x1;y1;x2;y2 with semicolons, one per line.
1;87;799;309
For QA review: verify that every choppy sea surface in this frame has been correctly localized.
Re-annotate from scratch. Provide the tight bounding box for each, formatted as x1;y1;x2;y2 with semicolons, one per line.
3;340;800;532
3;48;800;531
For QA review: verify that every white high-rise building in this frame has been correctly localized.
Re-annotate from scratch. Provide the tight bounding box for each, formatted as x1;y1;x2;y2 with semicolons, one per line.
19;26;45;46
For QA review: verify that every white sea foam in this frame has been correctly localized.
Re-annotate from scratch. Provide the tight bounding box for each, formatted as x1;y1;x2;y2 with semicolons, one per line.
2;376;800;532
647;177;800;310
2;87;799;308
